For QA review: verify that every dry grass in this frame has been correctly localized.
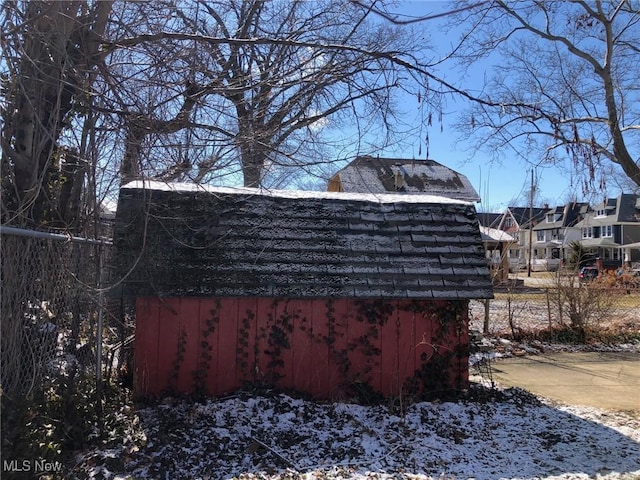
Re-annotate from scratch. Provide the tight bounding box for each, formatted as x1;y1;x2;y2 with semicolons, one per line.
494;290;640;308
470;284;640;344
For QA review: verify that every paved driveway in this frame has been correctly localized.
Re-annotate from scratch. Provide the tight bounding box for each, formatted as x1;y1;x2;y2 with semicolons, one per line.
490;351;640;413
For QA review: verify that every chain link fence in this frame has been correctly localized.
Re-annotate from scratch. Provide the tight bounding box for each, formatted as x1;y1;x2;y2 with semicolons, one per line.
0;226;129;451
469;281;640;338
1;227;104;399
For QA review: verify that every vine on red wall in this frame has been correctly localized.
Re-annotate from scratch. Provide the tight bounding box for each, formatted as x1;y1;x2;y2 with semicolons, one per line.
193;302;221;396
168;326;187;390
160;298;469;402
402;300;468;401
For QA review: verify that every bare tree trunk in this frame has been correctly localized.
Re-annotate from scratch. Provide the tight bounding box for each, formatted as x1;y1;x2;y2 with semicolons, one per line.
2;1;113;226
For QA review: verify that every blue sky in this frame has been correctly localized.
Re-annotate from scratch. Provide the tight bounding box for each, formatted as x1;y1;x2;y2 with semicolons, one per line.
392;114;578;213
208;1;584;212
380;1;579;213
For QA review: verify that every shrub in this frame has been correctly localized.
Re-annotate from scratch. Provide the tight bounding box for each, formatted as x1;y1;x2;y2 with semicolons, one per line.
552;271;615;337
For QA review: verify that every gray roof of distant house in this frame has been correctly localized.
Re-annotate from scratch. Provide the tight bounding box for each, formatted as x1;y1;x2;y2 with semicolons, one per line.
533;202;590;230
114;182;493;300
576;194;640;226
477;212;502;229
505;207;548;229
331;156;481;202
617;194;640;222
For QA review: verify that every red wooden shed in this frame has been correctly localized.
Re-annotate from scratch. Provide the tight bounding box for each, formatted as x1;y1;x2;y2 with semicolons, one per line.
114;182;493;401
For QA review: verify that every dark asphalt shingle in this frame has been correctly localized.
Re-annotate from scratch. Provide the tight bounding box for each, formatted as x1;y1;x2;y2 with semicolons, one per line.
114;182;493;300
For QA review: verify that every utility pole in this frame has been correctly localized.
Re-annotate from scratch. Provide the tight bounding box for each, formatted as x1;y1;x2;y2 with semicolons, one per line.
527;169;535;277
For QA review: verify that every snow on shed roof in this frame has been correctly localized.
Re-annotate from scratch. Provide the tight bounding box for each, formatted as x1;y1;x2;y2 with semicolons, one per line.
114;182;493;300
121;180;471;205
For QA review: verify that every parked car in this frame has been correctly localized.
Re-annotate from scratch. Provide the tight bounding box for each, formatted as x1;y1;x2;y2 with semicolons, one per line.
578;266;599;282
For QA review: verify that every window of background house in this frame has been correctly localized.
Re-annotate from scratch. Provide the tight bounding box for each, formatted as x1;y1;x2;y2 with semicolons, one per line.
582;227;593;238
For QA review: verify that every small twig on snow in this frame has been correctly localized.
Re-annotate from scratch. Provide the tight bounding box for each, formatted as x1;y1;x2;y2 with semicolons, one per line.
250;436;300;470
303;443;403;471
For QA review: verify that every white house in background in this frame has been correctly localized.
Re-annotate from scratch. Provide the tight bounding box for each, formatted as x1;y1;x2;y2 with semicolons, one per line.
574;194;640;268
529;202;590;271
494;206;548;271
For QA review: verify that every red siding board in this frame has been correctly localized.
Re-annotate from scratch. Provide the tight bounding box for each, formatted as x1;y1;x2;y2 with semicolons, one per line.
237;298;258;386
395;306;416;391
216;298;240;394
379;304;401;397
156;299;182;395
175;298;200;394
326;299;350;399
274;299;299;391
411;309;425;389
135;297;159;395
254;299;271;386
134;296;470;399
456;309;471;390
199;298;220;395
290;299;314;393
307;299;330;397
344;300;365;390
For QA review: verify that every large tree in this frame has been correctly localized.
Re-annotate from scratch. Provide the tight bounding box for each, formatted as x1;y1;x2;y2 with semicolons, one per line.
2;0;435;228
444;0;640;192
1;0;112;227
108;0;420;188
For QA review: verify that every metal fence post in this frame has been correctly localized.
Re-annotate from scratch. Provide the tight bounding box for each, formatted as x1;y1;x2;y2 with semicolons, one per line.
483;299;490;334
96;241;105;386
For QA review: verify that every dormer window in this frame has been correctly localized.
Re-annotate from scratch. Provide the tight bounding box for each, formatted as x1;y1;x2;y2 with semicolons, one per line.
595;208;607;218
546;213;561;223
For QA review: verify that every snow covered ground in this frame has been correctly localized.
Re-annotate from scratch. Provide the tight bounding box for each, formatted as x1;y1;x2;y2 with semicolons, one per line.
71;299;639;480
74;383;640;480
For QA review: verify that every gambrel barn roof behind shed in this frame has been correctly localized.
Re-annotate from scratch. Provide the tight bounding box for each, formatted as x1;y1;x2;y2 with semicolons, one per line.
114;181;493;300
328;156;481;203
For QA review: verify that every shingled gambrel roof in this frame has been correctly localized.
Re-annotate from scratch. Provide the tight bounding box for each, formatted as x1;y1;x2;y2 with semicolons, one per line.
328;156;481;203
114;181;493;300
